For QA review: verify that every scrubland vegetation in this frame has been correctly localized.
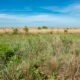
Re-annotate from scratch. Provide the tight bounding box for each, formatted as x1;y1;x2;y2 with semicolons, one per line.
38;26;48;30
23;27;29;33
0;33;80;80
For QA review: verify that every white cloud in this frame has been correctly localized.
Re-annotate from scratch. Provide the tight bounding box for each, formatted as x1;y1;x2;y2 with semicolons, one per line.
0;13;80;27
41;4;80;16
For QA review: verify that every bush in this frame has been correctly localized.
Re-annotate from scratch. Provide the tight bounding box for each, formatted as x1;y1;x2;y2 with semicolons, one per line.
0;43;20;64
13;28;18;34
0;43;14;64
64;29;68;33
29;66;46;80
23;26;29;33
42;26;48;29
38;27;42;30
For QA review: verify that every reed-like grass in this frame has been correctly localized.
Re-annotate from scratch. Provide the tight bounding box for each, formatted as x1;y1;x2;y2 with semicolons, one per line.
0;33;80;80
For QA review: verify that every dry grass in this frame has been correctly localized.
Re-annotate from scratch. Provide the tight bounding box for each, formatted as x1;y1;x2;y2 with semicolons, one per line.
0;27;80;33
1;33;80;80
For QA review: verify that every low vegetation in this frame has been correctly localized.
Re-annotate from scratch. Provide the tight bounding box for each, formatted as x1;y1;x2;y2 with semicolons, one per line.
13;28;18;34
38;27;42;30
38;26;48;30
64;29;68;33
42;26;48;29
23;26;29;33
0;33;80;80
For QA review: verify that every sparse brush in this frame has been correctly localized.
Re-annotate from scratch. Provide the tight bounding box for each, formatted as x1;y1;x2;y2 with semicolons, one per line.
13;28;18;34
23;26;29;33
38;27;42;30
42;26;48;29
64;29;68;33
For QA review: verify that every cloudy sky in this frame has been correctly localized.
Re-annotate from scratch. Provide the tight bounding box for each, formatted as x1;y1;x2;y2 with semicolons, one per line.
0;0;80;27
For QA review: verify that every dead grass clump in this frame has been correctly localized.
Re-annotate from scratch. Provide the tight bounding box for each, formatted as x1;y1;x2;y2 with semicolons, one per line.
57;56;80;80
39;56;59;76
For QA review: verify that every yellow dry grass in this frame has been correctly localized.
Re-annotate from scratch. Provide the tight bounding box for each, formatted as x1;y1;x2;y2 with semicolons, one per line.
0;27;80;33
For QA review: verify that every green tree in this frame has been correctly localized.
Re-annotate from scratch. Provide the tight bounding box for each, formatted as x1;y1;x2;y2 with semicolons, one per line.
42;26;48;29
38;27;42;30
64;29;68;33
13;28;18;34
23;26;29;33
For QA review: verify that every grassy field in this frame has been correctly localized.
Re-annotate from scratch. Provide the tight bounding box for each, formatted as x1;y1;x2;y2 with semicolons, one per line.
0;33;80;80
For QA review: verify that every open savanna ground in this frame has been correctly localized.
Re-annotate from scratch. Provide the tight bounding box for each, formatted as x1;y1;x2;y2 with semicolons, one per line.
1;27;80;33
0;33;80;80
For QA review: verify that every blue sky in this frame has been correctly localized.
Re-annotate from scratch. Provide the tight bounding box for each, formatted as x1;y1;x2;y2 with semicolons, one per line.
0;0;80;27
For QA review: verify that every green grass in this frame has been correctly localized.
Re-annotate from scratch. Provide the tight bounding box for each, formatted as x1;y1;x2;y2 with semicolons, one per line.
0;33;80;80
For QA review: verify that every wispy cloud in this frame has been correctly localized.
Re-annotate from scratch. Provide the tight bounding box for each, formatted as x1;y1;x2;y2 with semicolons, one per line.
0;13;80;27
41;4;80;16
0;7;32;12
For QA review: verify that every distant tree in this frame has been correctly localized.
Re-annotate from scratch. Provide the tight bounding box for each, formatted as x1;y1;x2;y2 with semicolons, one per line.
64;29;68;33
23;26;29;33
13;28;18;34
38;27;42;30
42;26;48;29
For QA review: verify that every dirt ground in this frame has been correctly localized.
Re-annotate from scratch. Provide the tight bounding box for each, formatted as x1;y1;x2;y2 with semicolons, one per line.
0;27;80;33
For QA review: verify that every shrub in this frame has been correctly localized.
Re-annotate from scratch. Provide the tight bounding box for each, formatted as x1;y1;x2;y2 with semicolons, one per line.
23;26;29;33
29;66;46;80
13;28;18;34
0;43;14;64
42;26;48;29
64;29;68;33
50;32;53;34
38;27;42;30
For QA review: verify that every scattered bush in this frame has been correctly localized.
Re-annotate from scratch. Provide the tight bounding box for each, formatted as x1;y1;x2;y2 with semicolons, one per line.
23;26;29;33
42;26;48;29
13;28;18;34
64;29;68;33
50;32;53;34
38;27;42;30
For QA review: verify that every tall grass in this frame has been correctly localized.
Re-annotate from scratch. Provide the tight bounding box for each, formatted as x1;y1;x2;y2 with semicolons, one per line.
0;33;80;80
